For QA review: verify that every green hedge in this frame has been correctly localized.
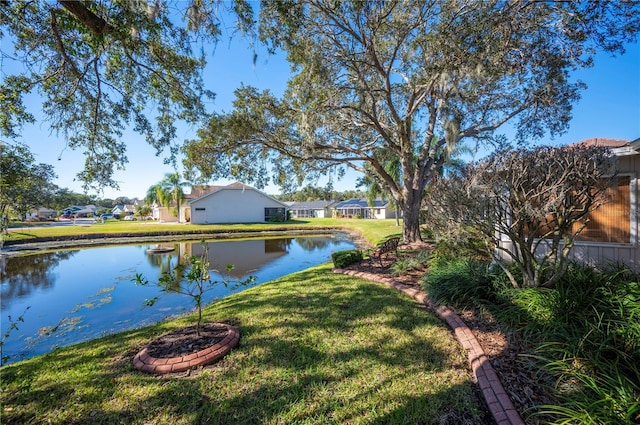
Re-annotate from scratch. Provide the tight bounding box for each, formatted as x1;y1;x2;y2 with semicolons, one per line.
331;250;363;268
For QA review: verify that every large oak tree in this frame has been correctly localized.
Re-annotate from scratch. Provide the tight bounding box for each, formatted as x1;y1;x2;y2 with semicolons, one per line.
1;0;253;192
184;0;638;243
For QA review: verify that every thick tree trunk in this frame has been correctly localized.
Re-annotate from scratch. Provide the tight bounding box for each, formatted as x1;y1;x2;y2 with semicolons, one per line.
401;200;423;244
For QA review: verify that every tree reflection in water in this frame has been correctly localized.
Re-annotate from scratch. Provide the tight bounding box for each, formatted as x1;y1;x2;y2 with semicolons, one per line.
144;245;185;291
0;235;356;364
1;251;77;308
294;236;335;251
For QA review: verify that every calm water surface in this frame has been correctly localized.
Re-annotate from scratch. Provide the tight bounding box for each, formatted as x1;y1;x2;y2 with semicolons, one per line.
0;234;355;364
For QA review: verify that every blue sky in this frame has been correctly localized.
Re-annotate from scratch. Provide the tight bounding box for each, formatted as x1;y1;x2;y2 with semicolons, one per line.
5;28;639;200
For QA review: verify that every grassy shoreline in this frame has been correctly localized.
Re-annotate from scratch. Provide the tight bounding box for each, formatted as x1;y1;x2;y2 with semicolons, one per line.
1;220;490;423
1;262;486;424
2;218;400;249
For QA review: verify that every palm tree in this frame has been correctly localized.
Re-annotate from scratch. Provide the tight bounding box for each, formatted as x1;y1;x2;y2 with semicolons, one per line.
144;184;162;206
157;172;190;222
135;204;152;220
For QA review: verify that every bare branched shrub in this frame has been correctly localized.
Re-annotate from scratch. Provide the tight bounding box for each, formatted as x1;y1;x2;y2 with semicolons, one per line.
424;145;617;288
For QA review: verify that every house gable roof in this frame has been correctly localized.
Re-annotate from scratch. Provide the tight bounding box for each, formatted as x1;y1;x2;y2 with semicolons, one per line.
34;207;56;213
188;182;288;208
572;137;639;157
187;185;222;200
64;204;101;213
334;198;388;208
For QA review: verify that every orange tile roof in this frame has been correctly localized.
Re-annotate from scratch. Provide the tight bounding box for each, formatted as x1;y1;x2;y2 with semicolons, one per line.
573;138;630;148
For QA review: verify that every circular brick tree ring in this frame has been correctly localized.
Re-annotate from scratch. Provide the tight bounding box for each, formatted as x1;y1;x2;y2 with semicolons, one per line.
133;323;240;374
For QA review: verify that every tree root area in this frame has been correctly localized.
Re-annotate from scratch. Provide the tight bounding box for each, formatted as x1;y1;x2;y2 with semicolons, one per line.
145;323;229;358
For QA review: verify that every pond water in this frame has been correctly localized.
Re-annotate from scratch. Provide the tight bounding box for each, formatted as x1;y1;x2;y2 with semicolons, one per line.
0;234;355;365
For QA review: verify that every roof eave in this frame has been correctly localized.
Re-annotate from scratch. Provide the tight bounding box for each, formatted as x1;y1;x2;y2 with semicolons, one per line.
611;139;640;156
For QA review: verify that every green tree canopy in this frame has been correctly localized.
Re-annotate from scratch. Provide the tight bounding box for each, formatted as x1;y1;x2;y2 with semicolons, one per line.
48;188;98;211
144;183;162;206
183;0;639;243
1;0;253;192
134;204;152;219
0;143;57;232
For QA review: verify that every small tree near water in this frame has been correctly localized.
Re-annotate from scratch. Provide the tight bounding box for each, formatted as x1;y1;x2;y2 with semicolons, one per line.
133;243;255;336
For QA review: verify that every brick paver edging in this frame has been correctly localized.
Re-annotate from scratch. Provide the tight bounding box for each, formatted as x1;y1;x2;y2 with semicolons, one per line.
133;323;240;374
333;268;525;425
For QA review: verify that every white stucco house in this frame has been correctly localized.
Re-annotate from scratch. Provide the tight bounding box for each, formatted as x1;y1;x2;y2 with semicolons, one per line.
25;207;56;219
151;201;186;223
189;182;288;224
287;200;338;218
112;201;140;218
151;186;212;223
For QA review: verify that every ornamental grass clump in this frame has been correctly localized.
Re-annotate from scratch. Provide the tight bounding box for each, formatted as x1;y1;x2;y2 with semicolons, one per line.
390;249;431;276
422;258;498;310
535;263;640;424
424;255;640;424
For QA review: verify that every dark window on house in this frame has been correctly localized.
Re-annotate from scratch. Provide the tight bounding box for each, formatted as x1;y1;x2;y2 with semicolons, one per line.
195;207;206;211
265;207;286;222
295;209;312;218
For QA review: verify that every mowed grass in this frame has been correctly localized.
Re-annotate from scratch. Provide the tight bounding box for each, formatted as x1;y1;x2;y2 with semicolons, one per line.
3;218;402;246
0;264;484;425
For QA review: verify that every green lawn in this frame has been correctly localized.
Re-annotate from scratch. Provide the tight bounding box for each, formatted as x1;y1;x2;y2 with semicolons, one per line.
1;220;484;424
3;218;402;246
0;264;484;425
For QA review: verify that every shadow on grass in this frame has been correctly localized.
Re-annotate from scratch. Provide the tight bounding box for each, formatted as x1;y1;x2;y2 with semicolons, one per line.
1;266;489;425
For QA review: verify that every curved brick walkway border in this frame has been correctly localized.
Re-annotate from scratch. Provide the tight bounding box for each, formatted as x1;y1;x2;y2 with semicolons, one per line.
334;268;525;425
133;323;240;374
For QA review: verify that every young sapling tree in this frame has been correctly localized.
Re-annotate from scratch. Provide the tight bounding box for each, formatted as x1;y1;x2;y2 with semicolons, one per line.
133;243;255;336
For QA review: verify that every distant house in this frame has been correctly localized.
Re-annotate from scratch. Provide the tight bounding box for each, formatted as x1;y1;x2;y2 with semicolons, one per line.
151;201;178;222
25;207;56;220
189;182;288;224
497;137;640;272
288;200;337;218
62;205;82;215
62;204;101;217
333;198;396;219
112;201;140;218
112;205;125;216
151;185;217;223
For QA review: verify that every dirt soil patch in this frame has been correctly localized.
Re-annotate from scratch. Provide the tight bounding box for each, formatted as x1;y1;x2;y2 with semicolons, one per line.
146;323;230;358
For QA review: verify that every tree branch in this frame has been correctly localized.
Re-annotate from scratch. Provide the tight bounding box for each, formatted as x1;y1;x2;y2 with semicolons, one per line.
58;0;114;37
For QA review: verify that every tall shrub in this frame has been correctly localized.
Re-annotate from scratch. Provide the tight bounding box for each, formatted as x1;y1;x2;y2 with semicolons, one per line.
423;145;617;288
